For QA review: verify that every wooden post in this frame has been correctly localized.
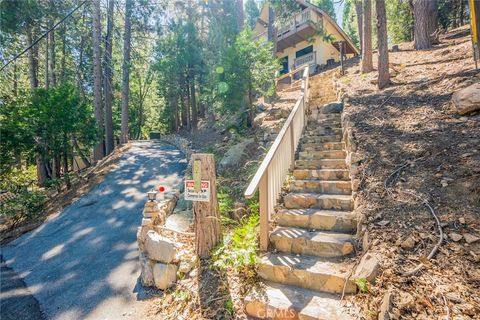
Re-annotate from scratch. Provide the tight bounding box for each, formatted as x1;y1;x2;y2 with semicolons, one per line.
191;154;221;258
259;174;269;251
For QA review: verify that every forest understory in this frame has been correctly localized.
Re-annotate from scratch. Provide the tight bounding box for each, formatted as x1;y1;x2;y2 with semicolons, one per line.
337;25;480;319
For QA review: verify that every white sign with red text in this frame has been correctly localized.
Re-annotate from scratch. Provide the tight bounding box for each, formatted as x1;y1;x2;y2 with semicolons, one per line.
184;180;210;202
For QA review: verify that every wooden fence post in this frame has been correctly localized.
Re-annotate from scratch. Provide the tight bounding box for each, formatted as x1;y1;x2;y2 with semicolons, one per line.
191;153;221;258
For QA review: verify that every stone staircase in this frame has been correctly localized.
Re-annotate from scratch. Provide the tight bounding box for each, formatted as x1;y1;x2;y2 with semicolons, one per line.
245;73;359;319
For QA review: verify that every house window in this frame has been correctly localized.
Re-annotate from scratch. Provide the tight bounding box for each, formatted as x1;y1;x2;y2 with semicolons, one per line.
279;56;288;75
295;45;313;58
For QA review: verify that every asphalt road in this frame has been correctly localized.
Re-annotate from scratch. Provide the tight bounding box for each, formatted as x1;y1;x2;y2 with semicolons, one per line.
1;141;187;320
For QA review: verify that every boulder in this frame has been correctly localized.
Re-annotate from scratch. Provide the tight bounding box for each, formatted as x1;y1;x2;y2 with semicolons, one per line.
144;231;176;263
219;138;255;171
152;263;178;290
139;253;155;287
354;253;380;283
137;225;152;251
452;83;480;115
321;102;343;114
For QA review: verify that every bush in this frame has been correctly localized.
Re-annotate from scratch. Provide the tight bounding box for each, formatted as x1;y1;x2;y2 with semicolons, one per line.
0;190;46;225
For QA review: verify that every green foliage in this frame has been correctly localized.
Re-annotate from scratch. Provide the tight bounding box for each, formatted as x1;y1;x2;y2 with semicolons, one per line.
245;0;260;29
224;299;234;315
355;277;369;293
312;0;336;20
342;0;360;48
0;190;47;225
218;191;235;218
386;0;413;43
212;211;259;274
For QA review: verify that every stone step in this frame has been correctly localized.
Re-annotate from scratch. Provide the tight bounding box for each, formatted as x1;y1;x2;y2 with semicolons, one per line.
275;208;357;232
306;127;343;136
283;193;353;210
298;150;346;160
301;135;343;144
309;113;341;121
290;179;352;195
311;102;343;114
244;282;354;320
293;169;350;181
270;226;355;257
295;159;346;170
307;119;342;128
300;142;345;152
258;253;357;294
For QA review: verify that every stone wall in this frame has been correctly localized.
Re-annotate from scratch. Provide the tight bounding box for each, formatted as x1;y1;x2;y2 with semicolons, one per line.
159;134;193;161
137;193;196;290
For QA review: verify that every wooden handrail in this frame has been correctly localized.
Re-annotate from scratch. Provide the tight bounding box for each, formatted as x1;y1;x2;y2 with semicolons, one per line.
275;64;309;83
245;66;310;251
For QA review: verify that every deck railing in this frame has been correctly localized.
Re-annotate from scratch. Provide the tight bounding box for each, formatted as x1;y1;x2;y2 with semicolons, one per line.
277;8;314;38
294;51;316;69
245;66;310;251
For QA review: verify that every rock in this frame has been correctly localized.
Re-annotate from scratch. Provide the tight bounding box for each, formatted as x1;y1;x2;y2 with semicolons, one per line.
446;292;463;303
137;225;152;251
459;217;466;224
377;220;390;227
401;237;416;250
219;138;255;171
452;83;480;115
396;292;415;310
139;253;155;287
354;253;380;283
459;303;477;316
232;202;247;221
178;255;197;274
347;152;365;165
152;263;177;290
449;232;463;242
352;179;361;192
378;289;394;320
144;231;176;263
463;233;480;244
321;102;343;113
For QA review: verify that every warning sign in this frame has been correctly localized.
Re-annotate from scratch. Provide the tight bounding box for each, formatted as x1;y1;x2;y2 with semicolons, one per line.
184;180;210;202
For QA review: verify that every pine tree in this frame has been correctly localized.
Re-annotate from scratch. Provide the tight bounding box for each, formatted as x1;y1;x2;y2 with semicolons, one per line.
376;0;390;88
121;0;132;144
361;0;373;72
92;0;104;161
413;0;431;49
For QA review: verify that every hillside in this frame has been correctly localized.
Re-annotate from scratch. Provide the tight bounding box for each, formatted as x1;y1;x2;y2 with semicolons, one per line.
336;25;480;319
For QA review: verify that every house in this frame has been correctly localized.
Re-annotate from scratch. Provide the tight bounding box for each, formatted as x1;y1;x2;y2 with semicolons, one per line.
252;0;359;78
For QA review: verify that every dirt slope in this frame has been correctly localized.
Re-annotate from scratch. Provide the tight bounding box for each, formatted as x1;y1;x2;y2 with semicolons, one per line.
336;25;480;319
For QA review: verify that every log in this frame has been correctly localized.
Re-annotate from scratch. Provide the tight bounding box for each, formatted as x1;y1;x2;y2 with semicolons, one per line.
192;154;221;258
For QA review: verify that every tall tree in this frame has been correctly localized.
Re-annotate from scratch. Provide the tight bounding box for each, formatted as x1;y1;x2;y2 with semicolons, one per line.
313;0;337;20
427;0;438;35
376;0;390;88
92;0;105;161
121;0;133;144
355;0;363;52
236;0;244;31
413;0;431;49
104;0;115;154
361;0;373;72
245;0;260;28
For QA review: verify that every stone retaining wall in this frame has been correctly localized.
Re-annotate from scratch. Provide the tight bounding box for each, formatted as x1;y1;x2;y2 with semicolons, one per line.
137;193;196;290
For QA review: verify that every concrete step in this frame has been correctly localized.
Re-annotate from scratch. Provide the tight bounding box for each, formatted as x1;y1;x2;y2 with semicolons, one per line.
275;208;357;232
300;142;345;152
298;150;346;160
244;282;354;320
301;135;343;144
306;127;343;136
258;253;357;294
270;226;355;257
290;179;352;195
295;159;346;170
283;193;353;211
293;169;350;181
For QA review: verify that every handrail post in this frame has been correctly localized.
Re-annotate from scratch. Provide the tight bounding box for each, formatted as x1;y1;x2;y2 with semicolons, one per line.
259;173;269;251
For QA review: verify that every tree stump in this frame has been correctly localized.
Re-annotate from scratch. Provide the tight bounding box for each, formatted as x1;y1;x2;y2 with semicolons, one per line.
191;154;221;258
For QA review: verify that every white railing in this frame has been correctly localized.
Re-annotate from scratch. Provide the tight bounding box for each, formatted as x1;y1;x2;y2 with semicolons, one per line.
277;8;313;38
294;51;316;69
245;66;310;251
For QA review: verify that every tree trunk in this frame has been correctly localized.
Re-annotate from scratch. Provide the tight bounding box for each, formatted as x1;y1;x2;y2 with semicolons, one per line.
376;0;390;89
60;24;67;82
120;0;132;145
236;0;244;31
27;26;38;89
355;0;363;53
192;154;221;259
45;35;50;89
427;0;438;36
181;92;187;127
413;0;431;50
361;0;373;72
190;71;198;129
185;80;191;130
104;0;115;154
49;24;56;86
92;0;105;161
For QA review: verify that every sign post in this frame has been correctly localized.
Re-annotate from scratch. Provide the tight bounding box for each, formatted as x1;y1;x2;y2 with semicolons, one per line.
187;154;221;259
469;0;480;68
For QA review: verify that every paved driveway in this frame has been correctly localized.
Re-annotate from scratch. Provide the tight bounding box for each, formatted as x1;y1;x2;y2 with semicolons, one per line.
1;141;187;320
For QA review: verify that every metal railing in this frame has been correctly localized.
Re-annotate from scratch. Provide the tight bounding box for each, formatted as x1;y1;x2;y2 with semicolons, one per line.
294;51;316;69
245;66;310;251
